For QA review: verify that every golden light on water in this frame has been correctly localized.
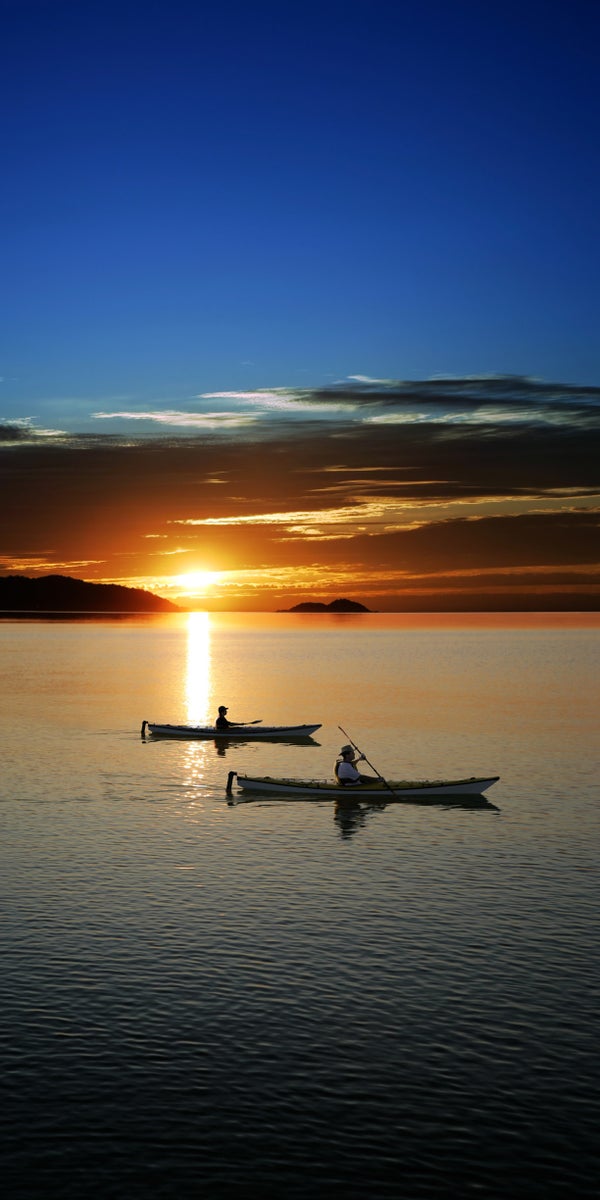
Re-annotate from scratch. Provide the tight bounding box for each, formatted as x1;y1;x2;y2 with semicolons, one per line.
185;611;211;722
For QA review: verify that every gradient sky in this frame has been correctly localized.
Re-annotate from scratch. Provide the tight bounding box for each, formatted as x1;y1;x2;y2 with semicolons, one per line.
1;0;599;609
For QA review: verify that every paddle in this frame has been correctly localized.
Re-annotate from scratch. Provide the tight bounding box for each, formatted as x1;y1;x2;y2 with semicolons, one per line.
338;725;400;801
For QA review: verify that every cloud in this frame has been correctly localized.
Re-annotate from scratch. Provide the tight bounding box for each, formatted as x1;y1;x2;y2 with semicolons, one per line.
2;375;599;608
9;374;600;448
0;555;105;572
199;390;297;404
198;389;356;414
93;409;257;429
0;419;68;443
172;503;392;528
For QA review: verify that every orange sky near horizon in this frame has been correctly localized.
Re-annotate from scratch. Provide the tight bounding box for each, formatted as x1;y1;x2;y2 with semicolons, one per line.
1;379;599;611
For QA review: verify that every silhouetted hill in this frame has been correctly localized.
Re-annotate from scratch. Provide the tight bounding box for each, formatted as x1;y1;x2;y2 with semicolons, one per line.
0;574;181;613
282;598;372;613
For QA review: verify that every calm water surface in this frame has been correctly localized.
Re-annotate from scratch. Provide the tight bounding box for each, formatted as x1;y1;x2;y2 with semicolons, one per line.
1;613;599;1199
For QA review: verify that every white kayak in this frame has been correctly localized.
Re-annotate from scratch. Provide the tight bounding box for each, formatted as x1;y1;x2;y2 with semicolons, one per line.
227;771;500;799
141;721;321;740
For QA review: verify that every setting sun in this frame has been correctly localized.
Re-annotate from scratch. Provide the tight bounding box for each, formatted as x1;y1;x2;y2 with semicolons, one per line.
174;571;222;594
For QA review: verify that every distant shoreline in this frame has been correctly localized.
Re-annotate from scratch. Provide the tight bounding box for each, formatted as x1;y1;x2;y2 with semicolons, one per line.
0;574;180;615
279;599;372;613
2;609;599;622
1;576;598;615
0;610;175;618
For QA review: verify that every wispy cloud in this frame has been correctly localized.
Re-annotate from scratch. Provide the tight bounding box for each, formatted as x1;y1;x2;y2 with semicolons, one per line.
7;375;600;446
199;389;356;414
0;419;68;443
3;374;599;609
0;555;105;572
93;409;257;429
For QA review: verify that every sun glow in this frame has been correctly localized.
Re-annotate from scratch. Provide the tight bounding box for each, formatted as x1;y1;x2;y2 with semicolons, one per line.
175;570;222;594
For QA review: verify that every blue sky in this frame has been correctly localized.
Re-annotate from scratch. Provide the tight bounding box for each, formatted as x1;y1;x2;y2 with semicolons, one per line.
2;0;599;433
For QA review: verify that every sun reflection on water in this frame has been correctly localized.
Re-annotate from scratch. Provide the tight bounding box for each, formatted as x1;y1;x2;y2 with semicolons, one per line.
185;612;211;723
179;741;212;804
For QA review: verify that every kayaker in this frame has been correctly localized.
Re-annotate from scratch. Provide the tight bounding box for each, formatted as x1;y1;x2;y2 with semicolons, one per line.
334;744;375;786
216;705;245;730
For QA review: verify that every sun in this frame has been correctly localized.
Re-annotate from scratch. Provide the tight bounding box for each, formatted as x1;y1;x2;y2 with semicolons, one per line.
174;570;222;594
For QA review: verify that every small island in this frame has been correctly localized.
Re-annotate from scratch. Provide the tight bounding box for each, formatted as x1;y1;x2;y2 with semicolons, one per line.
0;574;181;613
281;598;372;613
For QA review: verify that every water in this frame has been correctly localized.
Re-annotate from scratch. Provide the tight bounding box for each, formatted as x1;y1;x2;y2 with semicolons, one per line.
1;613;599;1199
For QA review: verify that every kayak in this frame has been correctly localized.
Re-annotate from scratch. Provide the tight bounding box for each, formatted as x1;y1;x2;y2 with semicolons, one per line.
226;771;500;799
141;721;321;739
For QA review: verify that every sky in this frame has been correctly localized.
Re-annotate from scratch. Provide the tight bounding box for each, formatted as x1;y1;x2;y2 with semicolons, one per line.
1;0;599;610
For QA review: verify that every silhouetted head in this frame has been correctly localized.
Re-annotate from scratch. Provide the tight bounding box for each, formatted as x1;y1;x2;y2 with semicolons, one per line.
218;706;228;714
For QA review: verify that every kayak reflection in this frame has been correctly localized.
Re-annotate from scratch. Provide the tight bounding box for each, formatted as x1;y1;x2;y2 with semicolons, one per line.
227;792;500;839
212;735;321;757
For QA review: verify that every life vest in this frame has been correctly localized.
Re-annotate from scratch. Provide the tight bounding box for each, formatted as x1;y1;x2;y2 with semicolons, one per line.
334;758;358;785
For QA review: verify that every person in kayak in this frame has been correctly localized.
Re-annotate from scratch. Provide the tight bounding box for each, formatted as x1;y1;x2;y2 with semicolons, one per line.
215;706;247;730
334;744;376;786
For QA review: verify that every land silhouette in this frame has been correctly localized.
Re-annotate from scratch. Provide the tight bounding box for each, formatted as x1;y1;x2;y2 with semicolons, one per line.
0;578;376;614
0;575;180;613
282;599;372;613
